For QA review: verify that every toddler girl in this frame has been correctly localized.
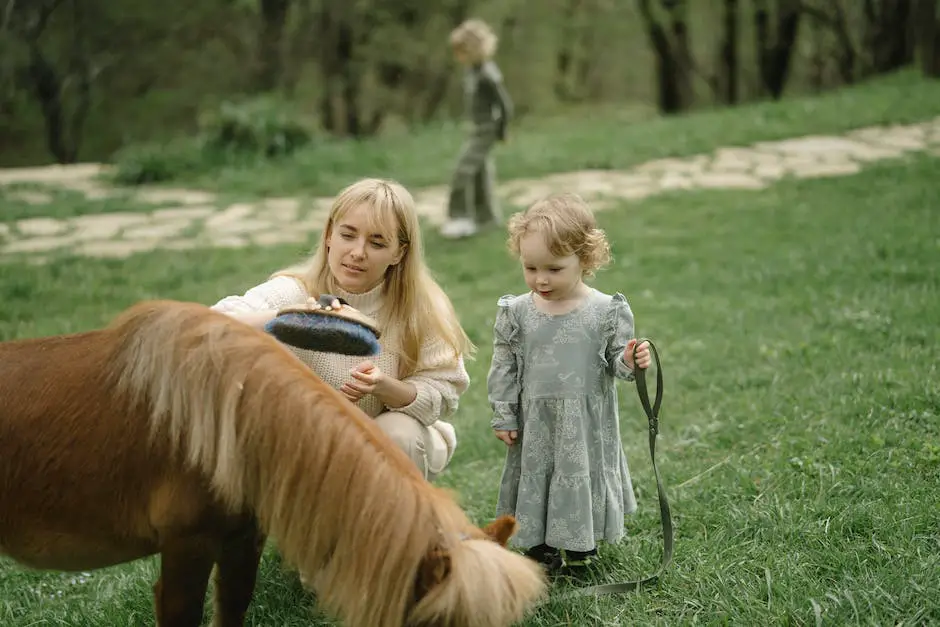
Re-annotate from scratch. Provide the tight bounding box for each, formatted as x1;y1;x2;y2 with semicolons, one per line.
487;192;651;572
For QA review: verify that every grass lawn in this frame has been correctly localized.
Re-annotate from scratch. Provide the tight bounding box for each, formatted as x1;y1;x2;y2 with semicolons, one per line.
106;69;940;199
3;68;940;624
3;71;937;230
1;141;938;624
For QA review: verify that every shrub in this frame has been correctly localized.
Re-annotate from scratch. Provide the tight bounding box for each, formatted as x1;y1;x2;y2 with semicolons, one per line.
110;98;314;185
199;97;312;157
109;139;207;185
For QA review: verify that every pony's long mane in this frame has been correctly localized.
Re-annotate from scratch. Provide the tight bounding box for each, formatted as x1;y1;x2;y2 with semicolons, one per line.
106;301;542;627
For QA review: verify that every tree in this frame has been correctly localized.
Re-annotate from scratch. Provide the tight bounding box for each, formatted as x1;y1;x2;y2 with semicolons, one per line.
5;0;96;163
801;0;857;86
717;0;739;104
636;0;694;114
313;0;377;137
306;0;471;137
252;0;291;91
400;0;472;124
861;0;916;76
554;0;593;101
753;0;802;100
915;0;940;76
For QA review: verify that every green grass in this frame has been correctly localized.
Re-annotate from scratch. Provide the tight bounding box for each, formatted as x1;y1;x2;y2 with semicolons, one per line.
3;69;935;228
104;69;940;200
0;184;175;224
1;145;938;624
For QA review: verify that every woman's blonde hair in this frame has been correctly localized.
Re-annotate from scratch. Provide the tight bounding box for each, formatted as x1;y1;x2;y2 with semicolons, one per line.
449;18;498;62
506;192;612;277
274;178;475;375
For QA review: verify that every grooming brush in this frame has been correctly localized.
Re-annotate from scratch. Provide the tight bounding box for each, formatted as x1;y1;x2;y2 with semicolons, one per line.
264;294;381;356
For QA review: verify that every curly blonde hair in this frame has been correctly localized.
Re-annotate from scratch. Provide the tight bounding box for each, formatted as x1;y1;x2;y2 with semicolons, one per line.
506;193;612;277
449;18;498;62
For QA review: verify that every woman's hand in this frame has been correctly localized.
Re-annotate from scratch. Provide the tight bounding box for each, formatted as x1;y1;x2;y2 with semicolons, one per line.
342;361;418;409
341;361;384;403
494;429;518;446
624;339;651;370
307;296;343;310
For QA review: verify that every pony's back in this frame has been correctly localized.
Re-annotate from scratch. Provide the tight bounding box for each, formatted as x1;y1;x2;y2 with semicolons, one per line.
0;327;175;570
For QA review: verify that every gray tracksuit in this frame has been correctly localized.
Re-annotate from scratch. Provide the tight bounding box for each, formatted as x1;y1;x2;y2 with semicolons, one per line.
446;60;513;225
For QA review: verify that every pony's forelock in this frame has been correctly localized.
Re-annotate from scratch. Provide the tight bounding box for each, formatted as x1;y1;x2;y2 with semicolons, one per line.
408;538;547;627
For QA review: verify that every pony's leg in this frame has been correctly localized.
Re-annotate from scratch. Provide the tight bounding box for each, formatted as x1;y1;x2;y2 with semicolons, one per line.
211;522;266;627
153;541;215;627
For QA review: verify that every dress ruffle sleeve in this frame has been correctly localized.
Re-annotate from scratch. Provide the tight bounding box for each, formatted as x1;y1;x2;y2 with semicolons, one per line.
487;295;522;431
604;292;636;382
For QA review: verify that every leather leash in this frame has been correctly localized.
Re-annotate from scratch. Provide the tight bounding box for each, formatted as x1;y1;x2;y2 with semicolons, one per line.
571;337;674;596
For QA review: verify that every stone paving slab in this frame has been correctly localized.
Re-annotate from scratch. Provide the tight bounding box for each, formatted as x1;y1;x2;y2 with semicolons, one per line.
1;116;938;262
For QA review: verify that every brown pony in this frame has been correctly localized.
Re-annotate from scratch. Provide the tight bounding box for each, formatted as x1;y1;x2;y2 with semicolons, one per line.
0;300;546;627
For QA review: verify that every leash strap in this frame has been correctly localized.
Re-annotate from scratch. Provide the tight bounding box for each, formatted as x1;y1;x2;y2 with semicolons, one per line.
573;337;673;595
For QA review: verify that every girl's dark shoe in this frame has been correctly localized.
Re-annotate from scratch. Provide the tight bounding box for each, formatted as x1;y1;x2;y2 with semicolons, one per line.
523;544;563;573
557;548;598;577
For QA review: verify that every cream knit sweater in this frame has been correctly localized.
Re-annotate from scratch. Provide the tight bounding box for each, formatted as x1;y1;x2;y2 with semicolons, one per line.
211;276;468;455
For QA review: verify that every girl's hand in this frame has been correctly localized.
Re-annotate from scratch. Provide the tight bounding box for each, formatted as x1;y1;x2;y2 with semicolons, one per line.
341;360;386;403
494;429;518;446
624;339;652;370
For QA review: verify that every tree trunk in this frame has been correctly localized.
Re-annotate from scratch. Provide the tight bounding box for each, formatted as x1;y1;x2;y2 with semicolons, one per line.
575;0;594;98
916;0;940;76
808;10;825;91
336;19;363;137
554;0;584;100
862;0;916;75
27;44;72;163
252;0;291;92
718;0;739;104
419;0;471;123
754;0;801;99
373;3;416;121
801;0;857;86
65;0;91;162
314;1;379;138
282;0;316;97
636;0;694;114
16;0;91;164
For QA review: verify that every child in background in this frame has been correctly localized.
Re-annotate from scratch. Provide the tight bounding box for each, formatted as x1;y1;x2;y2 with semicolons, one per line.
487;192;652;573
439;18;513;240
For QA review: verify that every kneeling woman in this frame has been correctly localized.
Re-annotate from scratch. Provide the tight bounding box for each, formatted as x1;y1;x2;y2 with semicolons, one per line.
212;178;474;481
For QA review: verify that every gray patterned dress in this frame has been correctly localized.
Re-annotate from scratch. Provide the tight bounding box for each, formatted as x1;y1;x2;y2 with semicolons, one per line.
488;289;639;552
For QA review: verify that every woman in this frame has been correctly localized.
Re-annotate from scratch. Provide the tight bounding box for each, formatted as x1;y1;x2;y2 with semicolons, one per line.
212;178;474;481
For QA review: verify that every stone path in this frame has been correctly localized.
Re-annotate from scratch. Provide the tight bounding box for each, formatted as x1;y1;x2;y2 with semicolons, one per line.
1;116;939;262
